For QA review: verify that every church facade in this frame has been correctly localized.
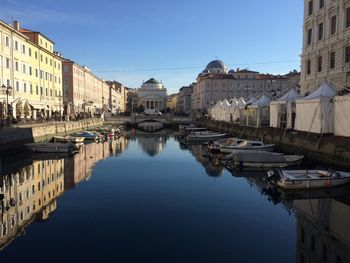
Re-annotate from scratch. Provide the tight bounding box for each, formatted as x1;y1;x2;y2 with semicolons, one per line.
137;78;167;110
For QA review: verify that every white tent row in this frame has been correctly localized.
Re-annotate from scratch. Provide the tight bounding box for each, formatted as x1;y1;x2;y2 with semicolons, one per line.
239;94;271;127
270;87;302;129
334;95;350;137
209;97;247;122
295;83;337;134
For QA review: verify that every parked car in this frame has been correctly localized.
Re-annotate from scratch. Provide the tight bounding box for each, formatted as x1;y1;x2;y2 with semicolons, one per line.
144;109;162;116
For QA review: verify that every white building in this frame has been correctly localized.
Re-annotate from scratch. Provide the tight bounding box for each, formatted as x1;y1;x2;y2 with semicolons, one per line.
300;0;350;94
137;78;167;110
191;60;296;113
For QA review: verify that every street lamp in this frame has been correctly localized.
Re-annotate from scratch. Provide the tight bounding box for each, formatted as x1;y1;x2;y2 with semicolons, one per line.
1;84;13;125
58;95;63;122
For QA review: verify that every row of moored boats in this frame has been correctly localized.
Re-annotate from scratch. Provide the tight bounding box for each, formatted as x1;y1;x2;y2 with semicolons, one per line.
24;126;123;155
178;126;350;190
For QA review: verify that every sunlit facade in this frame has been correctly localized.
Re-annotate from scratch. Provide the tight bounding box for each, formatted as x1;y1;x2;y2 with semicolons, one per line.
0;20;63;120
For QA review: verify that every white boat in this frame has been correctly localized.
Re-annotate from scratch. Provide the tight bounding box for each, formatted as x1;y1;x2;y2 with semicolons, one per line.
53;136;85;143
207;137;245;151
267;169;350;189
25;142;79;154
226;151;304;171
220;140;274;153
186;133;227;143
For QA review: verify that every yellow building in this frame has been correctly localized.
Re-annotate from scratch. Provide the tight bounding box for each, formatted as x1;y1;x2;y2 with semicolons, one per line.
167;93;178;112
0;20;63;121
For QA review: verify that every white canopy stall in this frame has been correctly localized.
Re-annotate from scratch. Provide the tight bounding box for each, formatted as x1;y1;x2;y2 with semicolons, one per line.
247;94;271;127
295;83;337;134
221;99;231;122
211;101;221;121
229;98;238;122
334;95;350;137
270;88;302;129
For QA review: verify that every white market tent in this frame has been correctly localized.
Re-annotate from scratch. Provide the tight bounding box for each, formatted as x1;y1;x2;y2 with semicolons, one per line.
270;88;302;129
334;95;350;137
211;100;222;120
247;94;271;127
295;83;337;134
221;99;231;122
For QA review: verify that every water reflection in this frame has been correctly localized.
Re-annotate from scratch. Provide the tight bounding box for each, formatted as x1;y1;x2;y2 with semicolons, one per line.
0;137;128;250
295;198;350;263
137;135;168;156
184;142;350;263
187;145;224;177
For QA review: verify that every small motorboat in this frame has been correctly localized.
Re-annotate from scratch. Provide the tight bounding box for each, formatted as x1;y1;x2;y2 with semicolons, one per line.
25;142;79;154
186;132;227;143
71;131;98;141
220;140;274;153
207;137;245;152
226;151;304;171
267;169;350;189
53;136;85;143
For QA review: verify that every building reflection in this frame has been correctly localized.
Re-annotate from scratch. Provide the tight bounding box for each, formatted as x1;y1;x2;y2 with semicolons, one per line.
188;145;224;177
137;135;168;157
0;137;129;250
294;198;350;263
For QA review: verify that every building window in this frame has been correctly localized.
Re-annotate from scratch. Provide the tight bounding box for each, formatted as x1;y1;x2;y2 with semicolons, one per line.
5;36;9;47
36;85;39;95
5;58;10;68
330;52;336;69
345;46;350;63
45;57;48;64
317;56;322;72
22;45;25;54
40;54;43;62
346;7;350;28
40;86;43;95
30;84;33;94
331;15;337;35
23;83;27;93
29;66;32;76
40;70;43;79
319;0;324;9
318;22;323;40
307;28;312;45
15;61;18;71
35;51;38;59
16;81;20;91
307;60;311;74
308;0;313;16
35;69;38;78
22;64;26;74
45;88;48;96
29;48;32;57
14;41;18;51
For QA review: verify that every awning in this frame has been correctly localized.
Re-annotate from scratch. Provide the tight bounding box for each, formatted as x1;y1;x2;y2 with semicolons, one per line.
30;104;45;110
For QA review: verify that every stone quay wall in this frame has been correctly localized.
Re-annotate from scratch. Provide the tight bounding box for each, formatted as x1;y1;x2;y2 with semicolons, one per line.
0;119;103;153
197;119;350;169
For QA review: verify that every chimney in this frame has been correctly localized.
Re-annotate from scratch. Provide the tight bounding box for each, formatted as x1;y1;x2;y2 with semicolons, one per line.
13;20;20;31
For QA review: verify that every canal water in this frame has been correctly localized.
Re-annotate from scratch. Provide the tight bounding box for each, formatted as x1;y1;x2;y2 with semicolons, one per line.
0;132;349;262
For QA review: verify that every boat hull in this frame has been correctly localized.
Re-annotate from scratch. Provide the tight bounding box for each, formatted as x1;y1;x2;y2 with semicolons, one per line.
221;145;275;153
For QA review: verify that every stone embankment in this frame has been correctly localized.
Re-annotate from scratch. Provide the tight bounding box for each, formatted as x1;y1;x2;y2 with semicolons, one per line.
0;118;103;153
198;119;350;169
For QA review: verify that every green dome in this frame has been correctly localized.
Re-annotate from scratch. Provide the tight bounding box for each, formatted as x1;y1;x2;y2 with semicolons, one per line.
144;78;161;85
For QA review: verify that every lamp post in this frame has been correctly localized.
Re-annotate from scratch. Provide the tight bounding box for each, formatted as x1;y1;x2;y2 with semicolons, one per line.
58;95;63;122
1;84;13;126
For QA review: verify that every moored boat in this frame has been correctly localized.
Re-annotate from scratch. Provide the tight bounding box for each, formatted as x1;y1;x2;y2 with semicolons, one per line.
267;169;350;189
186;132;227;143
25;142;79;154
71;131;98;141
53;136;85;143
220;140;274;153
226;151;304;171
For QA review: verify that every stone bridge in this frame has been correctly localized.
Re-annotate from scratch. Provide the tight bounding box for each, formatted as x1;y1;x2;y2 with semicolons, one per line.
104;115;193;125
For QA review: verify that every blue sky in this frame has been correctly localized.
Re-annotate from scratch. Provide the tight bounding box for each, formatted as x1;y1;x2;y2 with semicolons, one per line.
1;0;303;93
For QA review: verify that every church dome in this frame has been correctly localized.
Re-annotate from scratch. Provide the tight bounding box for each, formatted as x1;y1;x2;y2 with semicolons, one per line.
206;60;226;71
144;78;161;85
